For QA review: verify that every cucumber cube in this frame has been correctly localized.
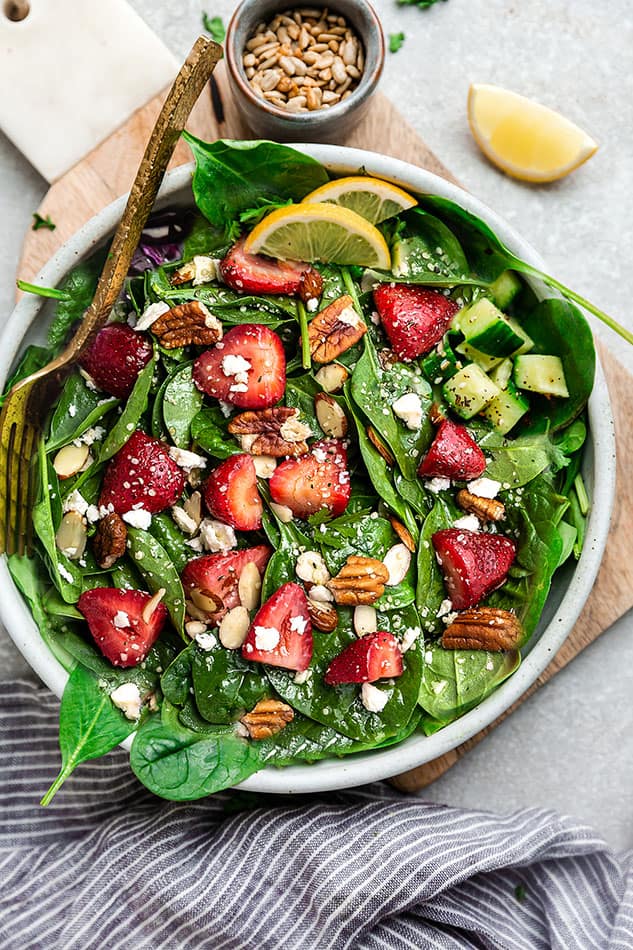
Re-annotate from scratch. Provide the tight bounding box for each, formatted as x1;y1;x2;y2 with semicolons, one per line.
482;386;529;434
443;364;500;419
513;354;569;398
489;358;513;390
459;298;525;357
489;270;522;309
456;341;503;373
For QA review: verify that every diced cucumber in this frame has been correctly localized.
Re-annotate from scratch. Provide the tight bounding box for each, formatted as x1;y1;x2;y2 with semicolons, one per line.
456;341;503;373
489;270;522;309
443;364;500;419
459;298;525;357
513;354;569;398
482;384;529;434
422;335;461;382
489;358;513;390
505;316;533;355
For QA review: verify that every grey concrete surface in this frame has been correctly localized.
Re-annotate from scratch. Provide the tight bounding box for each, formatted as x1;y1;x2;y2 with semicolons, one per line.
0;0;631;849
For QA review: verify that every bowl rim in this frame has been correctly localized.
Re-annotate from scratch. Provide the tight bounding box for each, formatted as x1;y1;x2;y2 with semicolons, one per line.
0;144;615;795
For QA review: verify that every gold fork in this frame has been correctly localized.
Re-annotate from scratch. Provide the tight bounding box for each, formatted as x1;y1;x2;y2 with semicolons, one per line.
0;36;221;557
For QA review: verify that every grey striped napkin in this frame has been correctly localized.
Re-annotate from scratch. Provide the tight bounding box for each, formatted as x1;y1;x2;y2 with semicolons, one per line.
1;678;632;949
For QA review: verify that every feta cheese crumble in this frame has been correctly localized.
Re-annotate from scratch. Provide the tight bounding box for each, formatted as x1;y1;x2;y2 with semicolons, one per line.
122;510;152;531
425;477;451;494
392;392;423;430
467;477;501;499
168;446;207;472
134;301;170;332
361;682;389;713
198;519;237;553
195;631;218;651
452;514;480;532
113;611;130;629
110;683;142;721
254;626;280;651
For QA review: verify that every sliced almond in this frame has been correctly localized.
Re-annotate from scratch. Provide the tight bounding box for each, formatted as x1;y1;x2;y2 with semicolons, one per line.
383;544;412;587
185;620;207;637
252;454;277;478
142;588;166;624
270;502;294;523
314;363;349;393
190;588;221;614
353;605;378;636
238;562;262;610
53;443;90;480
367;426;394;467
314;393;348;438
55;511;87;561
219;606;251;649
183;491;203;526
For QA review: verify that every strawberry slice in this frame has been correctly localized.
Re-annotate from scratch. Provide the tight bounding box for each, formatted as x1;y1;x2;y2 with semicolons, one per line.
203;453;263;530
78;587;168;668
242;582;312;672
181;545;272;622
325;632;403;685
418;419;486;480
79;324;153;399
269;438;351;520
99;431;186;515
219;237;322;300
193;324;286;410
432;528;516;610
373;284;459;361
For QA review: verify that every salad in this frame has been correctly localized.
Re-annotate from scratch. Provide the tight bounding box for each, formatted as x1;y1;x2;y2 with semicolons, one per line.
6;139;596;803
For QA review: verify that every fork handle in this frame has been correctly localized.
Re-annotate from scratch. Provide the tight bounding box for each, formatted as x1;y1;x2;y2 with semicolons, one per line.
61;36;222;358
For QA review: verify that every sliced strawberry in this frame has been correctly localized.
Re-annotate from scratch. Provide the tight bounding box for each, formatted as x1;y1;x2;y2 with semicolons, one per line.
325;632;403;685
78;587;168;668
373;284;459;361
79;324;153;400
99;431;186;515
193;324;286;410
181;545;272;622
269;438;350;520
242;582;312;672
203;453;263;530
432;528;516;610
220;237;322;300
418;419;486;480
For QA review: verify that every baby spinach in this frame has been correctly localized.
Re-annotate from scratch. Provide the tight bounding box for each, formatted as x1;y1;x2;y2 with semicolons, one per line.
317;510;394;576
126;527;186;635
149;512;190;572
183;136;328;238
554;417;587;456
192;645;270;723
98;352;156;462
285;374;324;436
191;407;239;459
162;363;203;448
161;643;196;706
41;663;136;804
46;370;118;452
418;643;520;723
416;499;454;633
0;345;49;408
261;519;311;600
481;430;568;488
392;209;470;283
46;249;108;349
32;444;83;603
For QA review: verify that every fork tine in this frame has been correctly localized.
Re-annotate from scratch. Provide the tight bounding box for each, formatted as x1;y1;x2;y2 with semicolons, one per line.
3;416;21;556
15;423;37;557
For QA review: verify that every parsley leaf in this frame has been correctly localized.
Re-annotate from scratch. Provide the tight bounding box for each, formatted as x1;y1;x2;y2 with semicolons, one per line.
397;0;447;8
389;32;406;53
202;12;226;43
32;212;56;232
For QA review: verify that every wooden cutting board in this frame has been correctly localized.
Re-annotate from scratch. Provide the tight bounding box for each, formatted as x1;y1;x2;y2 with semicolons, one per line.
17;64;633;792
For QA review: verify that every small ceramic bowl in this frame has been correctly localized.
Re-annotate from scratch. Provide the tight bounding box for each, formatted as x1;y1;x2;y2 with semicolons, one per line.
225;0;384;141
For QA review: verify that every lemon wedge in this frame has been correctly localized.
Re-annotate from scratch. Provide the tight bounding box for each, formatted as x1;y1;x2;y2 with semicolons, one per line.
302;175;417;224
244;202;391;269
467;83;598;183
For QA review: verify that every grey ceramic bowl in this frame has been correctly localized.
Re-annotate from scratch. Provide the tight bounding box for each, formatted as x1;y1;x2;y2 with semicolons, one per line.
225;0;384;141
0;145;615;794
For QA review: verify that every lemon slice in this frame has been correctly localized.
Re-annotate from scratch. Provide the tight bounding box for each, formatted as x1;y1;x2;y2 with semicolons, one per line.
302;175;417;224
468;83;598;183
244;202;391;269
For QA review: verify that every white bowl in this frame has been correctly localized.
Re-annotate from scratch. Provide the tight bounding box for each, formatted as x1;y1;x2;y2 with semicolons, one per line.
0;146;615;794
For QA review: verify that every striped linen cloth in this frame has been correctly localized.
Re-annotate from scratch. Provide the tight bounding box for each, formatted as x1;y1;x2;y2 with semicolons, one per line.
1;679;632;949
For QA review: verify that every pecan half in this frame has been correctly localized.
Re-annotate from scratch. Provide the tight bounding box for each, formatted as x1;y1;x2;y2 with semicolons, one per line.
429;402;445;426
389;516;416;553
456;489;506;523
93;512;127;569
442;607;522;651
151;301;223;349
240;699;294;740
367;426;394;467
228;406;310;457
307;598;338;632
307;294;367;363
170;261;195;286
298;267;324;304
327;555;390;606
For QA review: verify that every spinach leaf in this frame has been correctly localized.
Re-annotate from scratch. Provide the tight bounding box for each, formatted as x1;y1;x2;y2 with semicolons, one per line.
191;407;239;459
183;136;328;238
554;417;587;456
32;443;83;603
416;499;454;633
285;374;323;436
418;643;520;723
41;663;136;804
0;345;49;407
99;352;156;462
47;250;107;349
46;370;118;452
192;645;270;723
392;209;470;282
130;708;261;801
519;299;595;430
161;643;196;706
261;519;311;600
126;527;186;635
149;511;190;572
351;337;432;479
317;510;394;576
481;430;569;489
183;211;226;258
162;363;203;448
